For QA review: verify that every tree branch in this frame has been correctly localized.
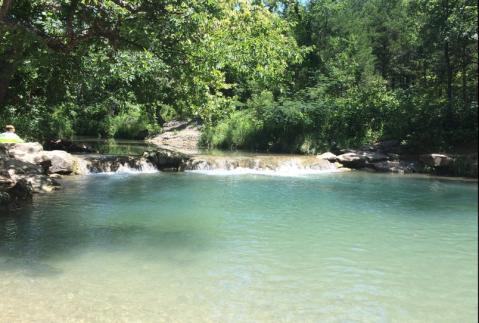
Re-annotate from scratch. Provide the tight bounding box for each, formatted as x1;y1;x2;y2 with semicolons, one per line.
66;0;80;42
110;0;138;13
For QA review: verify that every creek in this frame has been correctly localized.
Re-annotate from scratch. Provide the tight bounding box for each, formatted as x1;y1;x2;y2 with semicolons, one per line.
0;141;477;322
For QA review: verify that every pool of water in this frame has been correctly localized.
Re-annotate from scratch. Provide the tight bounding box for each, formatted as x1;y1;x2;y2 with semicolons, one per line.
71;137;256;157
0;172;477;322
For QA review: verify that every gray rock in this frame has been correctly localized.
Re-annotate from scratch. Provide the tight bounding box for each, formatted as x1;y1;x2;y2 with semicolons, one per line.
9;173;59;193
6;159;43;176
419;154;452;168
338;148;357;154
358;151;389;163
47;150;76;174
2;178;34;209
7;142;44;158
0;144;10;161
360;145;378;152
373;161;411;174
317;152;337;162
336;153;367;168
388;153;400;161
145;149;189;169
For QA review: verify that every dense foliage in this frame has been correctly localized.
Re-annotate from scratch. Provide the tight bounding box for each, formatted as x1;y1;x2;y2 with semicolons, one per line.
1;0;477;154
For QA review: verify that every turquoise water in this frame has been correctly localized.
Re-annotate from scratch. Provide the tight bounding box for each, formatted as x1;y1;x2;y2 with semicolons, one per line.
0;172;477;322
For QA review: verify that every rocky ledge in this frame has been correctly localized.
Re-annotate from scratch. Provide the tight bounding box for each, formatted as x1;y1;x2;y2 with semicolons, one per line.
147;119;203;155
143;139;477;177
327;140;477;177
1;142;156;211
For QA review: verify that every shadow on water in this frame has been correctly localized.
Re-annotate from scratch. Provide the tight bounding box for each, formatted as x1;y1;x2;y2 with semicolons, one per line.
0;209;212;277
1;170;477;279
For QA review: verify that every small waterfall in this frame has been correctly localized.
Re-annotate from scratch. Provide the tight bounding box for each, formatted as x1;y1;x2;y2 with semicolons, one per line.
76;155;158;175
181;156;339;175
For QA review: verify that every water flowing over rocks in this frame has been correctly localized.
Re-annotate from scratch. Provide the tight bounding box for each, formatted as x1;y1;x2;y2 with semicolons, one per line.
1;143;158;210
143;149;189;171
179;155;339;173
76;155;157;174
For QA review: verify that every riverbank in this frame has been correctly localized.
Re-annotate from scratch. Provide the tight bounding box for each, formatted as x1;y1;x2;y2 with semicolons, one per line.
2;128;477;211
147;119;478;178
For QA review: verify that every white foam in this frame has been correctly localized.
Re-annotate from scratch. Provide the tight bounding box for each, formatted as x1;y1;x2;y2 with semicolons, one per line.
76;158;158;175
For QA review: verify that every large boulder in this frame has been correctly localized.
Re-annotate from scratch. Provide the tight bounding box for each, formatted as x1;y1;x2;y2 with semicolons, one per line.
10;147;76;175
47;150;76;174
5;158;43;176
336;153;367;169
1;178;34;210
0;143;10;162
373;161;411;174
144;149;189;170
317;152;338;162
358;151;389;163
7;142;44;158
419;154;452;168
359;145;378;152
3;159;59;193
338;148;358;155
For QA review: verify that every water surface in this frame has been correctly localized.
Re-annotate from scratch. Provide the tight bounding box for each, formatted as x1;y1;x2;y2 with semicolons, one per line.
0;172;477;322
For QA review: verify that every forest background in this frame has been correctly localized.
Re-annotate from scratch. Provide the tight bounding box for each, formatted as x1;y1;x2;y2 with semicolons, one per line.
0;0;477;155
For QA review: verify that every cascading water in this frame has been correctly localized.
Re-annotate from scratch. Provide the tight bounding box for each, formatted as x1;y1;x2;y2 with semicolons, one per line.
181;156;341;176
76;155;158;175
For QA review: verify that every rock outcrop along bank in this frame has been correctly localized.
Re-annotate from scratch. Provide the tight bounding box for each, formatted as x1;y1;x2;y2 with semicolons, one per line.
1;142;157;211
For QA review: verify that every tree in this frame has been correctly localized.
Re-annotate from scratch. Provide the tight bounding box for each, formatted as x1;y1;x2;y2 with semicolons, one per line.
410;0;478;127
0;0;303;124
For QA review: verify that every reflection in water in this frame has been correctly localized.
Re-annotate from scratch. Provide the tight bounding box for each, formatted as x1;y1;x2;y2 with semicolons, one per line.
0;172;477;322
71;136;255;157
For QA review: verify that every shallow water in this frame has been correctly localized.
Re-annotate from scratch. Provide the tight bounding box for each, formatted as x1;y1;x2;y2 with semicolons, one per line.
0;172;477;323
71;137;255;156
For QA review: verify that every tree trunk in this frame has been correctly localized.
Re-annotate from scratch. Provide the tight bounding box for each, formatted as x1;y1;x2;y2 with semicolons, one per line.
444;39;453;128
0;46;23;110
0;0;17;109
462;43;467;104
156;106;166;126
0;0;15;21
